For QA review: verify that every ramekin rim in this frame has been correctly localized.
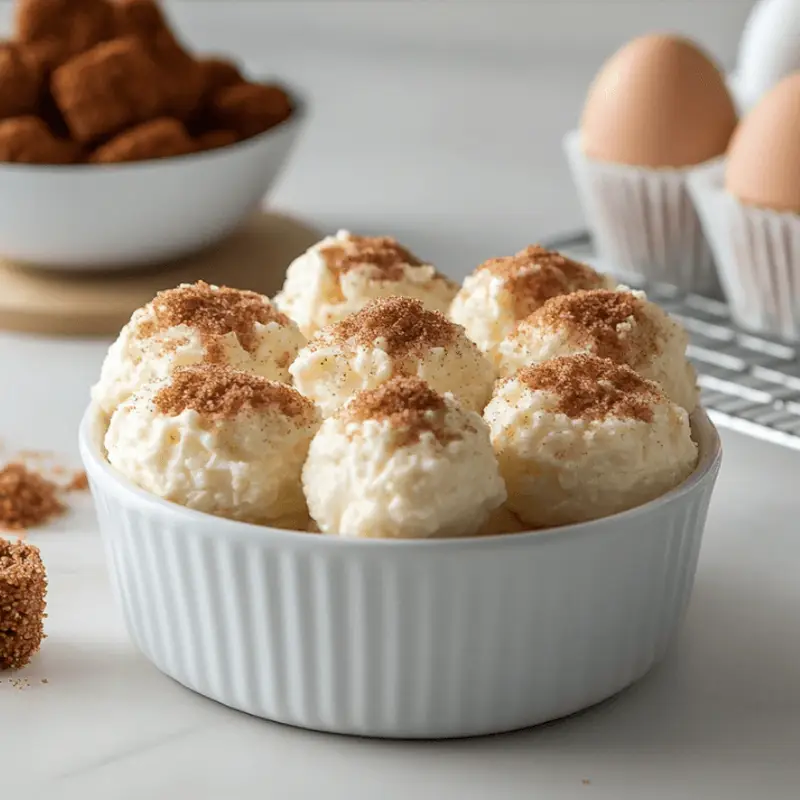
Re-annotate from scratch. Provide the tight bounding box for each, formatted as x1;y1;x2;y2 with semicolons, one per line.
79;401;722;550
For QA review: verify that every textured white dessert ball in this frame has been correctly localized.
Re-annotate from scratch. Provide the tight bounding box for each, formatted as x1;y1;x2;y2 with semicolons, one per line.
449;245;613;361
290;296;495;417
303;377;507;539
496;287;698;411
273;230;458;337
92;281;305;417
105;365;320;527
484;354;698;528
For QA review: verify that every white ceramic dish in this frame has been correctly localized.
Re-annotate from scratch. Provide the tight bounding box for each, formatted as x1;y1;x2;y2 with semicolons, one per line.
0;100;304;271
80;404;721;739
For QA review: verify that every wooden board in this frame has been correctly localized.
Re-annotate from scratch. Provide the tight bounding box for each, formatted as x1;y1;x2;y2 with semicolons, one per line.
0;212;321;336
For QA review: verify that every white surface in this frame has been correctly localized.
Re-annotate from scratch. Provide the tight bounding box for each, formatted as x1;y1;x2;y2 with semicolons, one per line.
4;1;800;797
0;117;301;269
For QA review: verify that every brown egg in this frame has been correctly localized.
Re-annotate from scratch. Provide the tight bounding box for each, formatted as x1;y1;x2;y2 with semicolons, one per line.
581;34;737;168
726;73;800;213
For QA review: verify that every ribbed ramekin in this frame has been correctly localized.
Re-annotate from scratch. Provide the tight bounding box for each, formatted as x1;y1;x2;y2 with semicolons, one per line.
79;405;721;739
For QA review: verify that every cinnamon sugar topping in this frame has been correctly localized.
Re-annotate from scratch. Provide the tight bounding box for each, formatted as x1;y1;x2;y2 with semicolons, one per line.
515;354;660;422
0;464;65;531
480;245;605;319
530;289;659;366
345;377;458;446
326;297;456;356
138;282;291;354
320;235;424;281
0;538;47;671
154;365;313;420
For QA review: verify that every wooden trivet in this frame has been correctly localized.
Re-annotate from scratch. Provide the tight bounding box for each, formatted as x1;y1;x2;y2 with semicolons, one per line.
0;211;321;336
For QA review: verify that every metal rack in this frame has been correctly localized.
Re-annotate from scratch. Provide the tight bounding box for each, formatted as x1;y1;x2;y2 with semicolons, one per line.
542;231;800;451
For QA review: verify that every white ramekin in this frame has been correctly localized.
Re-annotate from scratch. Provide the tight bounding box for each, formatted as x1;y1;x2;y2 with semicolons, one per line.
564;130;722;297
79;405;721;739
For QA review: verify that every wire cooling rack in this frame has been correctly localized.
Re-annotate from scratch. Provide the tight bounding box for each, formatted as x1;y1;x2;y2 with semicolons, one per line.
541;230;800;452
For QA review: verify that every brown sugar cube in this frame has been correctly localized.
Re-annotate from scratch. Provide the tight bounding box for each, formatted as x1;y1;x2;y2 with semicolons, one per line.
194;129;238;152
116;0;204;120
155;42;204;120
15;0;115;59
21;37;68;76
51;37;166;142
114;0;172;39
208;83;293;140
0;116;80;164
0;538;47;671
90;117;195;163
0;44;42;119
198;57;244;100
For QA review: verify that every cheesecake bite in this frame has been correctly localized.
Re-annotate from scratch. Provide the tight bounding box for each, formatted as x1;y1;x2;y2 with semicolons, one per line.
92;281;305;417
303;377;506;539
497;288;698;411
449;246;613;360
485;354;697;528
274;231;458;337
105;365;320;527
290;296;495;417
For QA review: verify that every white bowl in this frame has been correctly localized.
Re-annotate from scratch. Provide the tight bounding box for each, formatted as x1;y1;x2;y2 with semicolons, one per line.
0;105;304;271
79;404;721;739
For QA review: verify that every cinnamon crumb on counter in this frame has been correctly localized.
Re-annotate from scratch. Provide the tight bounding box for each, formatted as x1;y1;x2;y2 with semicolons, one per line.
65;471;89;492
0;463;65;531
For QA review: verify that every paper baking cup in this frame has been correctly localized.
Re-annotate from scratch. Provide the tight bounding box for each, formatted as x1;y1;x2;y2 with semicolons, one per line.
689;161;800;341
80;404;721;739
564;131;722;297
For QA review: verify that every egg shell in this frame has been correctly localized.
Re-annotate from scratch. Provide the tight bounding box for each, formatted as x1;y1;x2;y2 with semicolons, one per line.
726;72;800;213
581;34;737;168
736;0;800;110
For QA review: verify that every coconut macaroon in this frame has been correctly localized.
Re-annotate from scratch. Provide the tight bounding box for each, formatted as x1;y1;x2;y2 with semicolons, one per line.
290;296;495;417
496;288;698;411
0;538;47;671
303;377;506;539
92;281;306;417
273;230;458;337
105;365;320;528
449;245;613;360
485;355;698;529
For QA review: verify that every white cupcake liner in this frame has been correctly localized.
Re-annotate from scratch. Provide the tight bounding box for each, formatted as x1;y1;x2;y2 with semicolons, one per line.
80;405;721;739
689;161;800;341
564;131;722;297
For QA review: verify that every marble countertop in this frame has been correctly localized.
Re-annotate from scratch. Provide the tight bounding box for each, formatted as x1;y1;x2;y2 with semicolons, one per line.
3;3;800;798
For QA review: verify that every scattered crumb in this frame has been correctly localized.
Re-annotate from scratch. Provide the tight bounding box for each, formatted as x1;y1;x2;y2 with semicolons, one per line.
65;471;89;492
582;779;591;785
41;677;48;684
0;463;65;531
